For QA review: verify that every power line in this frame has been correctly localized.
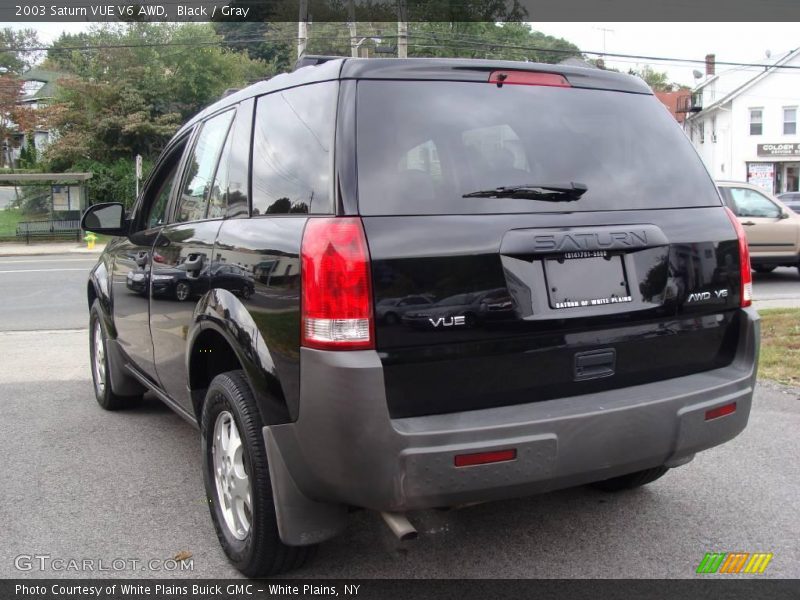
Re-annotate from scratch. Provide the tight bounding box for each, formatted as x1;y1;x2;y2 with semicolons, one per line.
2;28;799;75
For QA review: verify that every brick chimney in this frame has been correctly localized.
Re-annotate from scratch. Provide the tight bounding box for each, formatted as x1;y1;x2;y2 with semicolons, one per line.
705;54;716;76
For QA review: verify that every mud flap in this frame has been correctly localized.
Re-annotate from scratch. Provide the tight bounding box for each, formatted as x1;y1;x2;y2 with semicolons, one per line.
264;427;347;546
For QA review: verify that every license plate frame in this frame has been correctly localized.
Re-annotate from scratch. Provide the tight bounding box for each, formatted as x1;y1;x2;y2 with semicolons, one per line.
544;253;632;309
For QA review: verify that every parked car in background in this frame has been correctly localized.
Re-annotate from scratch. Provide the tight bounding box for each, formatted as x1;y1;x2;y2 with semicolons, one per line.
777;192;800;214
717;181;800;275
82;57;759;577
375;295;433;324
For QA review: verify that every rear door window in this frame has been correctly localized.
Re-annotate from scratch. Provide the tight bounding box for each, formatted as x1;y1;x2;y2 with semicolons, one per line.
356;80;721;215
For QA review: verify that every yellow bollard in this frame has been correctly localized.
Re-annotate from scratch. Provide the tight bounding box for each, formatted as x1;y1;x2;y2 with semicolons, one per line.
84;232;97;250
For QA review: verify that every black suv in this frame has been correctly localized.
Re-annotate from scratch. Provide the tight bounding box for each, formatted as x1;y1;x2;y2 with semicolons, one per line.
82;58;760;576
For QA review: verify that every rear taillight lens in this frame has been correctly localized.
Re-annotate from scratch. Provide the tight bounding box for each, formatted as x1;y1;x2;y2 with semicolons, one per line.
724;207;752;307
301;217;374;350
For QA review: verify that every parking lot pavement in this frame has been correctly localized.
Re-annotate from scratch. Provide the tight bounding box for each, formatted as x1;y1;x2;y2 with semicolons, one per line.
0;328;798;579
752;267;800;309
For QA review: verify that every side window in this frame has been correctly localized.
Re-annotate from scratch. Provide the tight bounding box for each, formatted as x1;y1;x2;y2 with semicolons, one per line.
145;162;178;229
176;110;235;223
729;187;781;218
138;140;186;231
251;81;337;215
207;132;233;220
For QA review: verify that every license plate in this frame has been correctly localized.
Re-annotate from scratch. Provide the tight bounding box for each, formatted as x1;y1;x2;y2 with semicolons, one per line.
545;253;632;309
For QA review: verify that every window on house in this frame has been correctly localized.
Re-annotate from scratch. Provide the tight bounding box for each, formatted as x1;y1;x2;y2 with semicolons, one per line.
784;107;797;135
711;116;717;143
750;108;763;135
699;121;705;144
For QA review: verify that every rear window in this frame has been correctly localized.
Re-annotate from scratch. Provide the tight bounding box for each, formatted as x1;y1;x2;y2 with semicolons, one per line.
356;80;720;215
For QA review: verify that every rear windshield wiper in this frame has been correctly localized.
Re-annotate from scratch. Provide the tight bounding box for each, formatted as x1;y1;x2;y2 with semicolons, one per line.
462;182;588;201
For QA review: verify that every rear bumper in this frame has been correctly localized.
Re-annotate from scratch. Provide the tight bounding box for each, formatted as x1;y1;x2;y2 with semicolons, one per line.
265;307;759;542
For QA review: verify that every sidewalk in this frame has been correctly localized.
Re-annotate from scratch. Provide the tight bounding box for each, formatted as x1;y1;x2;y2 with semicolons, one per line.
0;241;106;257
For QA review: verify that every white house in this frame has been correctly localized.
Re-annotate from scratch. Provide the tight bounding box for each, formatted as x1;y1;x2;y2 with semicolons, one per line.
684;49;800;196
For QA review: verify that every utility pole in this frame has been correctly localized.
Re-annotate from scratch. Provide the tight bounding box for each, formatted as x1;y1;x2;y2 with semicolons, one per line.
348;0;358;57
297;0;308;59
397;0;408;58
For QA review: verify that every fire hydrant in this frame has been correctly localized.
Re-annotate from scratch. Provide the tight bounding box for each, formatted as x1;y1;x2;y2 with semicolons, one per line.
84;232;97;250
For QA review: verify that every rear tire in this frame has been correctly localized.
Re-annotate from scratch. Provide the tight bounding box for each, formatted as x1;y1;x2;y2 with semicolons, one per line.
753;265;776;273
89;300;141;410
201;370;314;576
590;466;669;492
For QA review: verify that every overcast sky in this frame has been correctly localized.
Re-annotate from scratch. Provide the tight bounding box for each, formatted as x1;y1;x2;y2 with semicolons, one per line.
13;21;800;87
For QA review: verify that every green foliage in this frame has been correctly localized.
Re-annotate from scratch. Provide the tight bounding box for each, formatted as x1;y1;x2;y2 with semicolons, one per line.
69;157;153;209
42;23;267;172
17;135;38;169
408;22;580;62
0;28;41;74
628;65;676;92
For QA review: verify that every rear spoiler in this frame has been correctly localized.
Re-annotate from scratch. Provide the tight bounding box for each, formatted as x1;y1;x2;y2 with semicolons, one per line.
293;54;346;71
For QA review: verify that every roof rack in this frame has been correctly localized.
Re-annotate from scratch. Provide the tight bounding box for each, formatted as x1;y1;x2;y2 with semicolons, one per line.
293;54;347;71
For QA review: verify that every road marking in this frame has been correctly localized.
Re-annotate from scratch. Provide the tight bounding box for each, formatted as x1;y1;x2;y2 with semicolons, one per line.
0;328;87;335
0;258;97;264
0;268;89;273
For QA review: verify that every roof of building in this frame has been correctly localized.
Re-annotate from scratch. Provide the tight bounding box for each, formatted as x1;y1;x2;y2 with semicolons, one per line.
654;90;687;123
19;69;69;101
691;48;800;117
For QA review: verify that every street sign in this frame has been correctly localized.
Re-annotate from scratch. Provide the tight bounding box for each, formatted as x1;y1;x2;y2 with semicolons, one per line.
135;154;143;179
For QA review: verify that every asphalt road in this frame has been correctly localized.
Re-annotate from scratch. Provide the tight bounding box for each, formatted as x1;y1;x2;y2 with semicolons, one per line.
0;255;96;331
0;253;798;579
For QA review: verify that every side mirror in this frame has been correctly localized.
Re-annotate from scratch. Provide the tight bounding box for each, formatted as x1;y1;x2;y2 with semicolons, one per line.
779;211;790;220
81;203;128;236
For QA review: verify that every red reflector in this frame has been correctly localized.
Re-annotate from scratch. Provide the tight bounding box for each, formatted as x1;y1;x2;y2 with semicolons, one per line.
724;207;752;307
488;71;570;87
301;217;374;350
454;449;517;467
705;402;737;421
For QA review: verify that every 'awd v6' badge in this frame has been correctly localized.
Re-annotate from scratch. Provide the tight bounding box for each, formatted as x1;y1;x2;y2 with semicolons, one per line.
429;316;466;327
687;289;728;303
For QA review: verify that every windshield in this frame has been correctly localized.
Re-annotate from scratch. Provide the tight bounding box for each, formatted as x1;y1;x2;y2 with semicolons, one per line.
356;80;720;215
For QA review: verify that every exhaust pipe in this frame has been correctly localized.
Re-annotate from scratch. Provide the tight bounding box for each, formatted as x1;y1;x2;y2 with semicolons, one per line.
380;512;418;541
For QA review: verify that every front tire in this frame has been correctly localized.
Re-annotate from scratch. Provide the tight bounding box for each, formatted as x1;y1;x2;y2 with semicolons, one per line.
591;466;669;492
201;371;313;576
89;300;141;410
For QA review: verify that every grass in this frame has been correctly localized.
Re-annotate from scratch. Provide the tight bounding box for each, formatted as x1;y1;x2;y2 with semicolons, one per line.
0;207;24;237
759;308;800;387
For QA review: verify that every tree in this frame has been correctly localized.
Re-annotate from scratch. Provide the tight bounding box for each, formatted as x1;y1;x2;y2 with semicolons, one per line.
0;28;41;74
628;65;675;92
0;74;35;165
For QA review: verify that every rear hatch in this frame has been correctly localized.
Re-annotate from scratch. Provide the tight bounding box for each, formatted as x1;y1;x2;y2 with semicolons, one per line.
353;68;744;418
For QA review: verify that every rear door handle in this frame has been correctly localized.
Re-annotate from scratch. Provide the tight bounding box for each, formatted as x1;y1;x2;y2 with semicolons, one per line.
741;221;756;226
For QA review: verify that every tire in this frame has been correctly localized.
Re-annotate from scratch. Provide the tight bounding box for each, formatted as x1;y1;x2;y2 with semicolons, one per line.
201;370;314;576
175;281;191;302
753;265;776;273
590;466;669;492
89;300;141;410
240;286;252;300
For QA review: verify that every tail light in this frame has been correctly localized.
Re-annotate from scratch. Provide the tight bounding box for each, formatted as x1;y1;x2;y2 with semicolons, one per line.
724;207;753;307
301;217;374;350
488;71;571;87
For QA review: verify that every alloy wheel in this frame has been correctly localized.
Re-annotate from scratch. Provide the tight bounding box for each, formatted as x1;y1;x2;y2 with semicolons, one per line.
212;410;252;540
